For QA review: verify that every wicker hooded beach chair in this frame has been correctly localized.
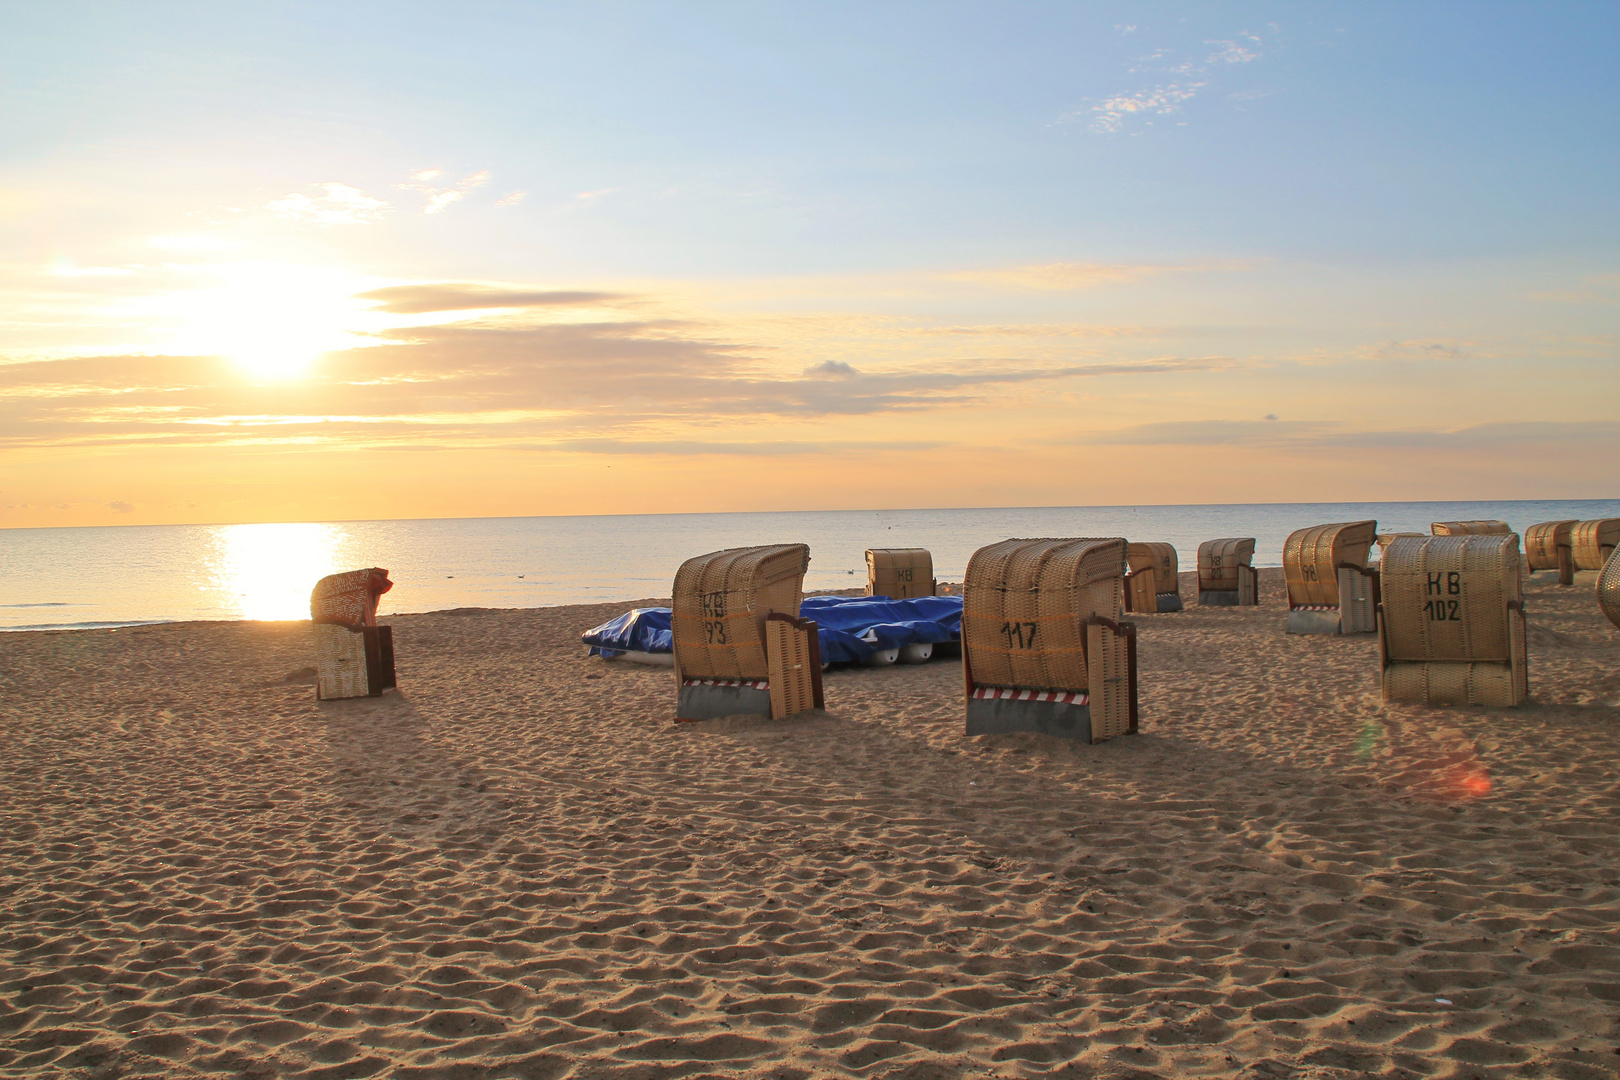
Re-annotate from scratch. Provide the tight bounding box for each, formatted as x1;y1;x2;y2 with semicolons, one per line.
671;544;821;721
961;538;1137;742
1572;519;1620;574
1124;542;1183;613
1598;545;1620;631
1197;538;1258;606
311;568;397;700
1284;520;1379;634
1378;534;1528;707
1431;520;1512;536
1524;520;1577;586
866;548;936;599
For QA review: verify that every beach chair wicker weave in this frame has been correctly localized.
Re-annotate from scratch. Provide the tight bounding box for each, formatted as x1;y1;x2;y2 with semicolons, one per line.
1284;520;1378;634
1572;518;1620;572
1197;538;1257;606
311;568;396;700
1431;520;1512;536
672;544;811;721
1599;545;1620;631
961;538;1136;742
1524;520;1577;585
1125;542;1183;613
866;548;936;599
1378;535;1527;707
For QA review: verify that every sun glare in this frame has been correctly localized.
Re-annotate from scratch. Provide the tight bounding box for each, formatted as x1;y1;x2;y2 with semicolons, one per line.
159;262;379;380
203;522;356;621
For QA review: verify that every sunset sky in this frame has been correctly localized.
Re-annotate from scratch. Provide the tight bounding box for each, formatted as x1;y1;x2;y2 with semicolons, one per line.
3;1;1617;527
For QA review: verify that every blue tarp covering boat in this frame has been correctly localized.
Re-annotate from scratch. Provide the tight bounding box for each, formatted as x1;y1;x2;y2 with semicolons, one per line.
581;594;962;666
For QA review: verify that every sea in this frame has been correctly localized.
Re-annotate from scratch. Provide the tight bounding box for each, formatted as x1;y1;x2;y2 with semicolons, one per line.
2;499;1616;632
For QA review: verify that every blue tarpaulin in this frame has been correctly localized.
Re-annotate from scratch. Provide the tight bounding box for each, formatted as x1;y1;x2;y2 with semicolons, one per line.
580;594;962;665
582;607;672;658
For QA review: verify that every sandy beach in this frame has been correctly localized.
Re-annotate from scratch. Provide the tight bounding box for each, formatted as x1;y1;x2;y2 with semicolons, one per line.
3;567;1619;1079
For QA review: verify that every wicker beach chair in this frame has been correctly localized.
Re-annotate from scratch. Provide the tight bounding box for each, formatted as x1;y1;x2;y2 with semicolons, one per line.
1524;520;1577;586
1572;519;1620;575
1598;545;1620;631
671;544;821;721
1377;533;1424;557
866;548;936;599
1431;520;1512;536
1197;538;1258;606
311;568;397;700
1284;520;1379;634
961;538;1137;742
1124;542;1183;613
1378;534;1528;706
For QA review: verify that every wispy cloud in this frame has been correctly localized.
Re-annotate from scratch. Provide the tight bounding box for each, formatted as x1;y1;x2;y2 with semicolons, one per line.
399;170;492;215
941;259;1244;291
357;283;621;314
1062;31;1265;134
495;191;526;207
265;183;391;226
1076;418;1620;450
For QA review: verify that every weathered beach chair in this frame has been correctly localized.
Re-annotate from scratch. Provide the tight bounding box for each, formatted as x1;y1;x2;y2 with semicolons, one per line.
671;545;822;721
961;538;1137;742
1572;519;1620;580
866;548;936;599
1124;542;1183;613
1378;534;1528;706
1377;533;1424;557
311;568;397;700
1524;520;1577;586
1197;537;1258;606
1431;520;1512;536
1284;520;1379;634
1598;545;1620;631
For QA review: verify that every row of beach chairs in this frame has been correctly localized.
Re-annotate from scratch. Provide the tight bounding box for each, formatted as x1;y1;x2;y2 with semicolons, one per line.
307;517;1620;741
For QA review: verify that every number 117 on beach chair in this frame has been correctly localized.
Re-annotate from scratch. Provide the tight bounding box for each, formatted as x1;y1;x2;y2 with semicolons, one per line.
961;538;1137;743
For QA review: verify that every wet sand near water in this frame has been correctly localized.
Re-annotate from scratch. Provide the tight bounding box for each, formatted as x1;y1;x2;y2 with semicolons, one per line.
3;569;1620;1079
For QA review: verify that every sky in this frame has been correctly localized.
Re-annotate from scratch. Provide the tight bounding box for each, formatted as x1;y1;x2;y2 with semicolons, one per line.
2;0;1617;527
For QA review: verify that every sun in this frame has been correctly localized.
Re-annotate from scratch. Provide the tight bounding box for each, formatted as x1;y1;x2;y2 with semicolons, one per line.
163;262;378;380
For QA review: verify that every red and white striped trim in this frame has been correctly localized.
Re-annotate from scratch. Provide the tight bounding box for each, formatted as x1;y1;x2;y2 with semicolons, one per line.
1290;604;1340;612
971;686;1088;705
682;677;770;690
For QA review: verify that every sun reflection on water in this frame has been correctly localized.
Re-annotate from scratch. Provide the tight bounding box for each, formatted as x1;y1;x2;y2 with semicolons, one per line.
203;523;357;621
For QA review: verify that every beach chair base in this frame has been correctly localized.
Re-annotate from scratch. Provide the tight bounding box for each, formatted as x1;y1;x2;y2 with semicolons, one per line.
1154;592;1184;613
315;624;396;700
1573;570;1602;588
1526;569;1568;586
966;693;1094;739
1287;607;1343;635
1200;589;1242;606
677;679;772;721
1383;661;1524;707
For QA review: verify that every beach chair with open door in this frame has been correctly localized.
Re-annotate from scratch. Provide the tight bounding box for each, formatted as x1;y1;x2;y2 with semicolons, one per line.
1124;542;1183;613
1378;534;1528;706
961;537;1137;743
1524;520;1577;586
671;544;822;721
1284;520;1378;634
311;568;397;700
866;548;936;599
1197;537;1258;606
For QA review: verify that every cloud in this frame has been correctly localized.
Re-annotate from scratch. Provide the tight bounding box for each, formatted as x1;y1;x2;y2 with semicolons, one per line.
399;170;491;215
1076;418;1620;451
941;260;1242;291
0;319;1229;451
108;500;134;513
1063;31;1264;133
496;191;526;207
573;187;621;207
266;183;390;226
1355;339;1471;362
803;360;859;379
356;284;621;314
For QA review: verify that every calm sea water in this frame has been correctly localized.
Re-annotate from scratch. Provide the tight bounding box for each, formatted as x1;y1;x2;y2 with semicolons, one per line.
2;500;1616;631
